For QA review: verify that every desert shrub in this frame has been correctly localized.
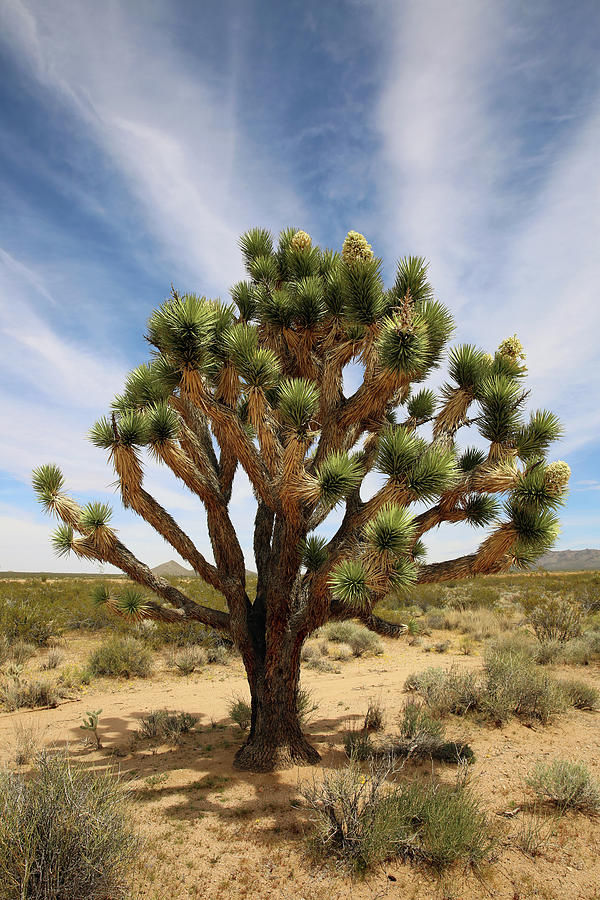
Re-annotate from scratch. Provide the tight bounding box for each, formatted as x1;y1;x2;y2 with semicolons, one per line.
483;649;567;725
513;805;556;857
364;703;385;732
560;678;599;710
425;611;447;631
0;635;9;667
330;642;353;661
10;641;37;666
319;622;383;657
0;751;139;899
12;721;40;766
40;649;63;670
526;595;584;644
228;696;252;732
491;632;538;660
400;700;445;743
302;761;492;871
459;636;474;655
138;709;198;741
297;688;319;726
88;637;152;678
343;728;375;761
0;600;59;646
406;653;567;726
58;664;92;691
1;675;61;711
404;666;481;718
525;759;600;813
301;641;319;661
205;643;229;664
563;631;600;666
141;619;222;649
304;656;340;673
445;583;498;610
533;640;564;665
434;640;450;654
169;646;206;675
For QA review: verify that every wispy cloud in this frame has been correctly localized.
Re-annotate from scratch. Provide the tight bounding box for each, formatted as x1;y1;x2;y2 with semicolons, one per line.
3;0;305;292
376;0;600;460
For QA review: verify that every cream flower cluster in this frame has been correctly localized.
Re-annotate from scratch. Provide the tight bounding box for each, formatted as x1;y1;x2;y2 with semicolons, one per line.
290;230;312;252
497;334;526;361
544;460;571;493
342;230;373;265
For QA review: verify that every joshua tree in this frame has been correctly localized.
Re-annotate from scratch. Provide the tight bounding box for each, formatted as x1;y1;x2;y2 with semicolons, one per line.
33;228;569;771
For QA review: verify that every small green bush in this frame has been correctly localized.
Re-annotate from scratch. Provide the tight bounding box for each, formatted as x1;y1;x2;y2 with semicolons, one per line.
563;631;600;666
10;641;37;666
0;751;139;899
302;761;493;871
405;652;568;726
1;676;61;711
0;601;59;646
364;703;385;732
319;622;383;657
526;595;584;644
138;709;198;741
525;759;600;813
169;646;206;675
343;728;375;761
40;649;63;670
88;637;152;678
228;696;252;732
560;678;599;710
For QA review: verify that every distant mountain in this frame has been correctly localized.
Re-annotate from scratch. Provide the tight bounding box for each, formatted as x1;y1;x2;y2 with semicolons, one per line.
534;549;600;572
151;560;257;578
151;560;194;577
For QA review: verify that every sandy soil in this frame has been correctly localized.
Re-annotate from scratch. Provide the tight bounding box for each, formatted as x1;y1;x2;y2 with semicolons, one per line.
1;636;599;900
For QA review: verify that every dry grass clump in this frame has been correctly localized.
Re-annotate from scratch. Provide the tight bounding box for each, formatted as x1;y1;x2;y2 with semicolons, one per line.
559;678;599;709
10;641;37;666
425;607;508;642
0;751;140;899
168;646;206;675
302;760;493;872
227;688;317;734
525;595;584;644
40;648;63;670
525;759;600;814
1;673;62;711
138;709;198;741
319;621;383;657
344;702;474;766
87;636;152;679
405;648;573;726
12;721;40;766
330;642;353;661
227;696;252;732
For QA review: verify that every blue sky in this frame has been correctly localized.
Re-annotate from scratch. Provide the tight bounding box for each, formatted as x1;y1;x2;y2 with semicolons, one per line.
0;0;599;573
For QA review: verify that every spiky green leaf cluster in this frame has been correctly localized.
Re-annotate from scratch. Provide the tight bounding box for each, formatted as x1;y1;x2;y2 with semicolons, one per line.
406;388;436;421
301;535;329;572
377;314;430;375
32;464;64;513
80;502;113;532
364;504;415;557
329;559;369;608
278;378;320;432
315;452;364;506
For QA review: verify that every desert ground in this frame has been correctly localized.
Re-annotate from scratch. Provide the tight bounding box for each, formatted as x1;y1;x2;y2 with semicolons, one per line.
1;573;599;900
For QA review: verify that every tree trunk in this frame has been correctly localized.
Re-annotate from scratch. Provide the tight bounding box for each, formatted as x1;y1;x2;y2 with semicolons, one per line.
233;642;320;772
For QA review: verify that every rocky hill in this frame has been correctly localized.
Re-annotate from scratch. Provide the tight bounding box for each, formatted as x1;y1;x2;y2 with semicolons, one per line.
534;549;600;572
151;560;194;577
